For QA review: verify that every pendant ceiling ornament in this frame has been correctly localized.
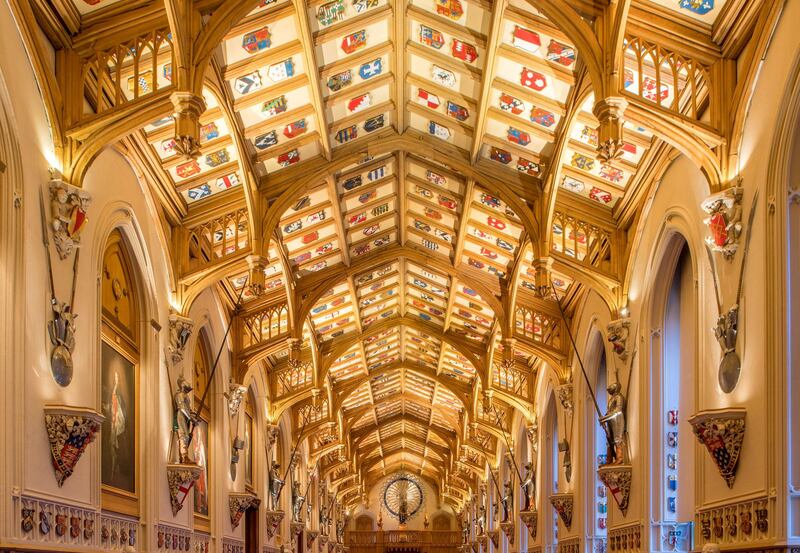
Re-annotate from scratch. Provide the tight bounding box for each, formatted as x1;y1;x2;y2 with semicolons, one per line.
382;473;424;523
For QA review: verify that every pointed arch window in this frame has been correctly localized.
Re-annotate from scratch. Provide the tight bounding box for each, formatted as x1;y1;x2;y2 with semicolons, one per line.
651;239;695;552
100;230;140;516
590;349;608;553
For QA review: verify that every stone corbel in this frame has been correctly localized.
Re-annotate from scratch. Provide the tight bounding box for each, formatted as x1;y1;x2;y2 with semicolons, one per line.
170;91;207;159
229;492;261;530
592;97;628;162
549;493;574;530
265;510;285;539
167;309;194;365
166;463;202;515
607;318;631;361
225;381;248;418
688;408;746;488
47;175;91;260
44;405;104;486
519;510;537;539
597;464;632;516
306;530;319;549
701;184;744;260
487;529;499;549
499;521;514;545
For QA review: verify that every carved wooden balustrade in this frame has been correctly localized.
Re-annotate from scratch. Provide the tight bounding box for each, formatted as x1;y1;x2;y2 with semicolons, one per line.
239;301;289;352
185;208;250;273
550;211;615;278
347;531;462;553
492;360;533;401
622;34;712;124
513;304;563;357
76;29;175;122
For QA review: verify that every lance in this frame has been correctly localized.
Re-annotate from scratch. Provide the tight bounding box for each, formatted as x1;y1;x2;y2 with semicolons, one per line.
550;282;616;454
492;407;523;483
186;277;248;448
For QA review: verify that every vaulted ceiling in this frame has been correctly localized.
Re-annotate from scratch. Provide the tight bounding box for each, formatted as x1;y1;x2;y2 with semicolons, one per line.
22;0;770;508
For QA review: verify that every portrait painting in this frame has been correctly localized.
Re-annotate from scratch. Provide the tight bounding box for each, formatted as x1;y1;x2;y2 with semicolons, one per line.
101;341;136;494
193;419;210;516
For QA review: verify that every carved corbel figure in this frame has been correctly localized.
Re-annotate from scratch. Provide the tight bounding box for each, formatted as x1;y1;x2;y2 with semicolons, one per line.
225;381;248;418
167;310;194;365
607;318;631;361
48;176;91;260
701;185;744;260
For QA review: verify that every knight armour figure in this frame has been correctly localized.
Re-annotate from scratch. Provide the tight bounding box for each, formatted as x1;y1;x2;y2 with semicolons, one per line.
520;462;534;511
173;376;195;464
477;504;486;536
336;519;345;542
292;480;305;523
269;461;284;510
599;381;627;464
461;517;469;543
501;481;512;522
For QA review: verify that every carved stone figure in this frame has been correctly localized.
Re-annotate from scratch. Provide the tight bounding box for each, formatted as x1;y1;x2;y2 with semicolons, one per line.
701;185;743;260
224;382;248;418
49;179;91;260
269;461;285;510
167;311;194;365
599;381;627;464
520;462;535;511
607;318;631;360
173;376;195;464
